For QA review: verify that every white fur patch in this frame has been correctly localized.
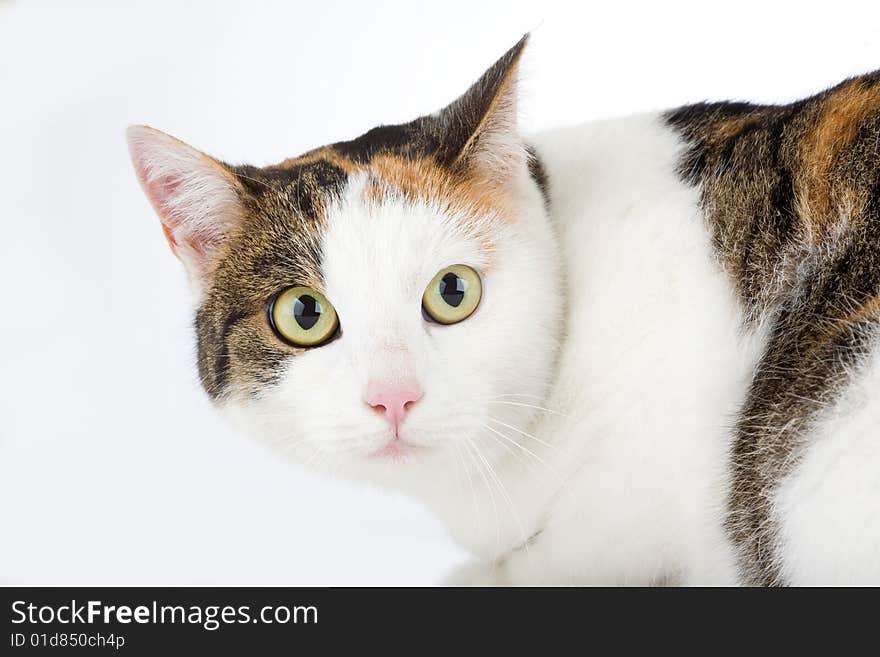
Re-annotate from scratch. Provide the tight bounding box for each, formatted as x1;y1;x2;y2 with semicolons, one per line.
774;339;880;584
480;114;760;584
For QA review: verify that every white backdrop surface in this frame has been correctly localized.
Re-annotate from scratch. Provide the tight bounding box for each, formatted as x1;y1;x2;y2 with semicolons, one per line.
1;0;878;584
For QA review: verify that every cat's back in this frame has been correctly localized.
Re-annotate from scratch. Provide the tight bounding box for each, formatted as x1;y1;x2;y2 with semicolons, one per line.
665;73;880;584
528;72;880;584
665;72;880;320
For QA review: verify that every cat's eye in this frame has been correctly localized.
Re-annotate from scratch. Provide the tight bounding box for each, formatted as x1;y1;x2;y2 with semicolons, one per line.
269;286;339;347
422;265;482;325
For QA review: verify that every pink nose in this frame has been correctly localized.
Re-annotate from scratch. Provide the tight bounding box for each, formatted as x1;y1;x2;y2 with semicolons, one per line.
365;383;422;430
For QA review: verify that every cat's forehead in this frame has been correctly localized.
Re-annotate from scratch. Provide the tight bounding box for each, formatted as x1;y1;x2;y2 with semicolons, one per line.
217;122;506;295
230;114;444;208
234;112;504;216
323;172;496;281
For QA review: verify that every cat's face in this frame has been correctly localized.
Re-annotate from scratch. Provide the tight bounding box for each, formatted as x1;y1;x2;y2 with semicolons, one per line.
128;37;562;488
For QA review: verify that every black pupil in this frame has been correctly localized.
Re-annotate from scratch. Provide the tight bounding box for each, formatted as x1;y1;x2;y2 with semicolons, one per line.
293;295;322;330
439;272;467;307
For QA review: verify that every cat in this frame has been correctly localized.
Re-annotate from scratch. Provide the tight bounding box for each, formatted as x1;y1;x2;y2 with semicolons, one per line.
127;35;880;585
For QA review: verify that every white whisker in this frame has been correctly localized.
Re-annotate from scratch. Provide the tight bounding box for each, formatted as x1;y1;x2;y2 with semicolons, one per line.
487;400;570;417
461;437;501;552
482;423;552;469
487;416;558;451
466;436;529;552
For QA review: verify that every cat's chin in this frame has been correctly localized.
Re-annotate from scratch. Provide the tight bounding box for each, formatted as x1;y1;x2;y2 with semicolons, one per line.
368;438;429;462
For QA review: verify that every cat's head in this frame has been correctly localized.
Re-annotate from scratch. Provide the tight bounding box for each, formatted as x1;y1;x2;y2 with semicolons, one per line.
127;36;562;489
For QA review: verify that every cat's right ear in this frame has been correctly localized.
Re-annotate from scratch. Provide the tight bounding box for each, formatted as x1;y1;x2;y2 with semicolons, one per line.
126;125;244;292
434;35;530;188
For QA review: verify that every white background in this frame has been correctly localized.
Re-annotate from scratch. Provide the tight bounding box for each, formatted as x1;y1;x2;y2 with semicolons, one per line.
1;0;878;584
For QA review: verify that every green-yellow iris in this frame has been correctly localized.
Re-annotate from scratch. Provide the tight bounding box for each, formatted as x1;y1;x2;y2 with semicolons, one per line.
270;286;339;347
422;264;482;325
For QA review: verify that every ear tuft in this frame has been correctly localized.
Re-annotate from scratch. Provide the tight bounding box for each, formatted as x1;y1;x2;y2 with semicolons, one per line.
437;34;529;186
126;125;243;285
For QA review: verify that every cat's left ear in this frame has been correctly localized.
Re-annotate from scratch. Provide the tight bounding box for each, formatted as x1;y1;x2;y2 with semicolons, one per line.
126;125;244;293
436;34;529;186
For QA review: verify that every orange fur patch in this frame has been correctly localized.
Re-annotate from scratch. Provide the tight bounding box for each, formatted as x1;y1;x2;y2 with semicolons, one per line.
362;153;511;253
368;154;508;214
274;146;359;175
799;80;880;236
711;114;761;143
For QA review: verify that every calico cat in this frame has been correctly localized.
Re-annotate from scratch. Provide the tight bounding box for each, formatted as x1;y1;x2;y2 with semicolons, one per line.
127;35;880;585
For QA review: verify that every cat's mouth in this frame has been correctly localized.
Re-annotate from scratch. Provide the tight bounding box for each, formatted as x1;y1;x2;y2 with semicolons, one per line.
369;438;428;462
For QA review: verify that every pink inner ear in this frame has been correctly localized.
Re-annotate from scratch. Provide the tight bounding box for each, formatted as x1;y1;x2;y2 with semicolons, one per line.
145;173;184;250
133;156;212;261
128;125;242;279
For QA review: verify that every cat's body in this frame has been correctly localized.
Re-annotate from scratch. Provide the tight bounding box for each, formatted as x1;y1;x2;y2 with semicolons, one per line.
446;106;880;585
128;37;880;585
